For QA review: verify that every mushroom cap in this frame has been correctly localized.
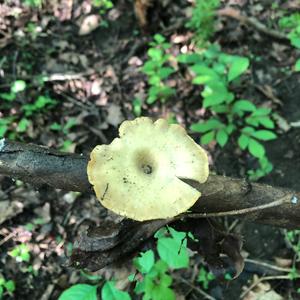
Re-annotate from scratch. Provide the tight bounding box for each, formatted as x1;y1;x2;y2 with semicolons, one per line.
87;117;209;221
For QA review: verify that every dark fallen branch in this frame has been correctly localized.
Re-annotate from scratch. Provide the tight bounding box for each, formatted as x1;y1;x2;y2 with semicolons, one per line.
217;7;289;42
1;139;299;271
0;139;299;227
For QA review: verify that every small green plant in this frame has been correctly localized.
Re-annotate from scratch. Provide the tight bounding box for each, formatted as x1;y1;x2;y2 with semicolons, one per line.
186;0;220;46
92;0;114;15
0;79;57;139
131;227;191;300
284;230;300;283
177;44;277;180
279;13;300;71
50;118;77;151
0;276;15;299
9;244;31;263
22;0;43;8
59;226;204;299
197;267;215;290
142;34;176;104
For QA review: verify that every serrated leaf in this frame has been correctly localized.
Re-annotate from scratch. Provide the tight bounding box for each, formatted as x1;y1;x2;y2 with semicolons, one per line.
201;131;215;144
228;57;249;81
157;237;189;269
248;139;265;158
58;284;98;300
216;129;228;147
190;119;222;133
251;130;277;141
134;250;155;274
238;134;249;150
101;281;131;300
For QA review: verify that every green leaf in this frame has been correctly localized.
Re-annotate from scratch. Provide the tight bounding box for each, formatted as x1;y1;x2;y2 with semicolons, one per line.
251;130;277;141
149;75;161;85
35;95;56;109
198;267;215;290
200;131;215;144
132;98;142;116
0;286;3;299
176;53;202;64
80;270;102;282
216;129;228;147
291;37;300;48
142;61;157;73
4;280;15;293
148;48;163;61
190;119;222;133
157;237;189;269
238;134;250;150
252;108;271;116
157;67;175;79
101;281;131;300
59;284;98;300
232;100;256;113
134;250;155;274
203;92;227;107
248;139;265;158
0;92;16;101
154;34;165;44
228;57;249;81
11;80;26;93
0;125;8;137
258;117;275;129
50;122;62;131
17;118;30;133
190;65;219;82
295;59;300;71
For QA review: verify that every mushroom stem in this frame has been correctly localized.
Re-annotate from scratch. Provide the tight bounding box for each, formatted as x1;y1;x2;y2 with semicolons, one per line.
0;139;300;228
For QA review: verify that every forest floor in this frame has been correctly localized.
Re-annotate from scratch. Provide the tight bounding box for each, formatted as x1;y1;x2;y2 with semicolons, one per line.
0;0;300;299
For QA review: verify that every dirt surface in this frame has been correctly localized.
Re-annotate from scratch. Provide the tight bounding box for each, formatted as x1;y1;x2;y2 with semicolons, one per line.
0;0;300;299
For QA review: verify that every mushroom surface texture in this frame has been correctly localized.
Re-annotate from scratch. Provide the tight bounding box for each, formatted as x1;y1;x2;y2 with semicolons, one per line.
87;117;209;221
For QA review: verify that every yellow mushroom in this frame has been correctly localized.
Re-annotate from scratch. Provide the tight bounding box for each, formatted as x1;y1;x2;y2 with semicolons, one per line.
87;117;209;221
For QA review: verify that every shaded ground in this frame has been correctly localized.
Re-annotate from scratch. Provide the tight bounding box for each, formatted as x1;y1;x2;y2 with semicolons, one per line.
0;0;300;299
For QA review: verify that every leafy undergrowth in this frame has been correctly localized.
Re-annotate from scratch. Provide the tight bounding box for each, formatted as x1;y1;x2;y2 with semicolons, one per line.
0;0;300;299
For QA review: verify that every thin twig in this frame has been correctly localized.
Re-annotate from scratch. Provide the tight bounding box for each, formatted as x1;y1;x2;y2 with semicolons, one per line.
217;7;289;41
245;258;292;273
181;197;289;219
240;275;296;299
173;274;216;300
